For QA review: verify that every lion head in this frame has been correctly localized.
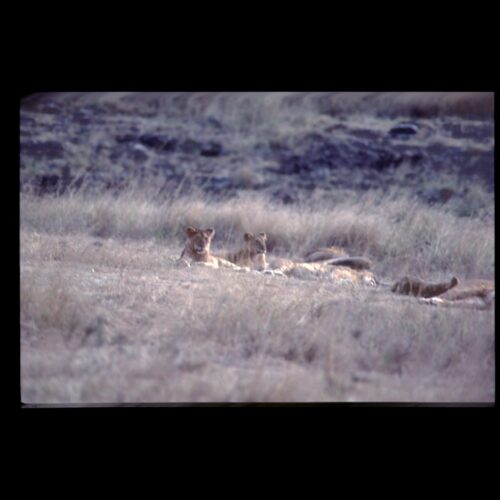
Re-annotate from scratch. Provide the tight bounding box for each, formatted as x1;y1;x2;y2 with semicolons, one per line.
244;232;267;256
185;226;215;257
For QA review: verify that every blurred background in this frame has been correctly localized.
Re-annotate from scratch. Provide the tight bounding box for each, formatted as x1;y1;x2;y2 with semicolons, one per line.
20;92;494;219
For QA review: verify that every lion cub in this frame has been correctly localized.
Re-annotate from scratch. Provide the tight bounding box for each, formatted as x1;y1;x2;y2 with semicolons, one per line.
220;232;268;271
178;226;243;270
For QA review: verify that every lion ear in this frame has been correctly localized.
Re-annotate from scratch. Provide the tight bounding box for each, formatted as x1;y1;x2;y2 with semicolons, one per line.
204;228;215;238
186;226;198;236
258;232;267;241
244;232;254;241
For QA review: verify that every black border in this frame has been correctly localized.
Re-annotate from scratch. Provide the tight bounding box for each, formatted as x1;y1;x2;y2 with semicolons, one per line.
14;40;497;447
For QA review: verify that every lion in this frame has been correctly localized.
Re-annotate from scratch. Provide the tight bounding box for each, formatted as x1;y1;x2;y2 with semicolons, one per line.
268;256;376;285
422;278;495;309
387;275;495;309
178;226;246;270
329;256;372;271
303;244;373;271
303;245;348;263
219;232;268;271
390;276;459;298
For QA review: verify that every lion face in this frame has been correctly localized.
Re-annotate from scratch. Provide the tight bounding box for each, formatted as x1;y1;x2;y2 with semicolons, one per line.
244;232;267;256
186;226;215;255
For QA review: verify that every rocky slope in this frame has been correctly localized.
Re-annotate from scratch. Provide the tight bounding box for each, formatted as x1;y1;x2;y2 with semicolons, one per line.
20;92;494;217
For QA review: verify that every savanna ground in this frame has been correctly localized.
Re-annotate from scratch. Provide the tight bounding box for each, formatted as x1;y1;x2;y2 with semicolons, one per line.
20;92;495;404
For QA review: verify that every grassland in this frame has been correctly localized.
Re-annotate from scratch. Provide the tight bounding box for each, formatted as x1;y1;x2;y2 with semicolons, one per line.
20;187;495;403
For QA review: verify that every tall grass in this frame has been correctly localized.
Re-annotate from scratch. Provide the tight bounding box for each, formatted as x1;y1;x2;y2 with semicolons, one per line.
20;186;494;280
24;92;494;123
20;187;495;403
21;247;495;403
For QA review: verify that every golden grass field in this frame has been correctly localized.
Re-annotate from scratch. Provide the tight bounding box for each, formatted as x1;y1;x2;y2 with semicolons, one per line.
20;187;495;403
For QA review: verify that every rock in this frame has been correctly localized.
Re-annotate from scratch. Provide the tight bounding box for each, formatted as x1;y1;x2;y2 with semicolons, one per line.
437;188;456;203
272;189;297;204
200;141;222;157
277;154;312;175
34;174;62;195
109;146;123;163
115;134;138;144
21;140;65;159
209;176;234;191
351;144;403;170
139;133;177;152
405;152;424;165
307;141;342;168
373;150;403;170
61;165;72;184
389;122;419;138
130;144;149;162
180;138;203;154
160;138;177;152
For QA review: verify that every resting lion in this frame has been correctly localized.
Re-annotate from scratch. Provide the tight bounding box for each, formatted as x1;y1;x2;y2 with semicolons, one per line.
388;276;495;309
218;232;268;271
390;276;459;298
302;244;372;271
303;245;348;263
268;256;376;285
178;226;244;270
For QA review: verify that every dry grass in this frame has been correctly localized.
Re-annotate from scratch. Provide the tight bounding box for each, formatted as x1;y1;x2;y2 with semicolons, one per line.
20;187;494;279
20;188;495;404
25;92;494;121
323;92;494;119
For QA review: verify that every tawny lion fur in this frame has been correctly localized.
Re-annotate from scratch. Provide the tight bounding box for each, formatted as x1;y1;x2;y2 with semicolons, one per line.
268;257;376;285
178;227;493;309
391;276;459;298
178;226;244;270
218;232;268;270
390;276;495;309
304;246;348;263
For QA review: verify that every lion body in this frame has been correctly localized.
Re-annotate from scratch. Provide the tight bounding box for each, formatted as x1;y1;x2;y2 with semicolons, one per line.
179;226;244;270
269;257;376;285
178;227;493;310
218;232;268;270
304;246;348;263
391;276;459;298
439;279;494;301
391;276;494;309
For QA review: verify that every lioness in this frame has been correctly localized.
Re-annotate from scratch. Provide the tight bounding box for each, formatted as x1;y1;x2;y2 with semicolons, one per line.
389;276;495;309
329;256;372;271
390;276;459;298
304;245;348;263
219;232;268;271
268;256;376;285
178;226;244;270
303;245;372;271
